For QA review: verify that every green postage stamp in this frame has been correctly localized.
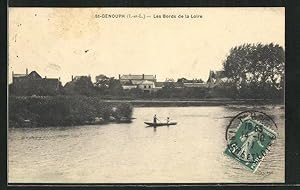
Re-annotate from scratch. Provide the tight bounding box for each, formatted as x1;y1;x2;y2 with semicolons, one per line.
224;111;278;172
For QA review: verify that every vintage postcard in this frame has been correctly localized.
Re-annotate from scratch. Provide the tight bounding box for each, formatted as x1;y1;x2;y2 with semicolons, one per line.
8;8;284;183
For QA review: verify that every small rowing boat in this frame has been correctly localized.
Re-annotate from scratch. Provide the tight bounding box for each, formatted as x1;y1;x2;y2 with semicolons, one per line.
144;122;177;127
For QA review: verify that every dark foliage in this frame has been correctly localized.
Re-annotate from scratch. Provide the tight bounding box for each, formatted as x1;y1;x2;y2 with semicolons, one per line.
63;76;97;96
223;43;284;99
9;81;63;96
9;96;133;127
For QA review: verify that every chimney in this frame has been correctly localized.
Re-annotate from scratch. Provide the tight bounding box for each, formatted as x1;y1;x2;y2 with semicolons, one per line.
142;74;144;80
72;75;74;81
26;68;28;75
119;74;121;80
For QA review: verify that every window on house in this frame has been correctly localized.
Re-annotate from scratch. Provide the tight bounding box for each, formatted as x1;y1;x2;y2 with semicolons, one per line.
144;85;146;88
149;85;151;88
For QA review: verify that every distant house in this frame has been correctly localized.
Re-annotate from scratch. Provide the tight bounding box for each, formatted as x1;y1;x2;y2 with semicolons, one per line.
10;69;62;96
119;74;156;82
206;70;229;87
137;80;155;93
175;78;207;88
119;74;158;92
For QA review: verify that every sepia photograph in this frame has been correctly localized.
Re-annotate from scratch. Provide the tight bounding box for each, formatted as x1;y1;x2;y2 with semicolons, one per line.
8;7;284;183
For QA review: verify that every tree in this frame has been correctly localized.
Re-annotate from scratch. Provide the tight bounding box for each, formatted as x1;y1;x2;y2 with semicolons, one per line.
223;43;284;99
95;74;110;88
94;74;110;95
64;76;96;96
108;77;123;96
94;75;123;96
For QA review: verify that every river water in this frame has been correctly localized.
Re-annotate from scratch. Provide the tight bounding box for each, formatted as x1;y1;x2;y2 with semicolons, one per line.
8;105;284;183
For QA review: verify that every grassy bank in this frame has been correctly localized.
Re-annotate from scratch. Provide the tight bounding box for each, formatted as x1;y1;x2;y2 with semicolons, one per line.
9;96;133;127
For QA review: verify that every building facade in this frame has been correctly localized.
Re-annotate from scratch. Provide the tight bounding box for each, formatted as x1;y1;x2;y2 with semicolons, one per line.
11;69;62;96
136;80;156;93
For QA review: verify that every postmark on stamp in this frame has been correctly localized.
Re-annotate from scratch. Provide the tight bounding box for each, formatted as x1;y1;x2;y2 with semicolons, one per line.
224;110;278;172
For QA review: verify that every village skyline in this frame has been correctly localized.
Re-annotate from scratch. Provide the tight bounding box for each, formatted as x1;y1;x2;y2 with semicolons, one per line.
9;68;213;85
9;8;284;85
10;67;229;97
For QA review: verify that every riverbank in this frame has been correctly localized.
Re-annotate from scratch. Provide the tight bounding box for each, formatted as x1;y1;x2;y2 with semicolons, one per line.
9;96;283;127
101;98;284;107
9;96;133;127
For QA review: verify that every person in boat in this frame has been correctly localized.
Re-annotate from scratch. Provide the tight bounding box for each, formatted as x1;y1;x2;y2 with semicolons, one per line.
167;117;170;124
153;114;157;124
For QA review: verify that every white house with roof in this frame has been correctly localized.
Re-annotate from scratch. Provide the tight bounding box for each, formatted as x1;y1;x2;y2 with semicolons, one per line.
118;74;158;92
136;80;156;93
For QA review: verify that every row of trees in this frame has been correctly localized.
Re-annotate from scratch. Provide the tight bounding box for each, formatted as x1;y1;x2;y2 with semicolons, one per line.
222;43;284;99
63;76;124;96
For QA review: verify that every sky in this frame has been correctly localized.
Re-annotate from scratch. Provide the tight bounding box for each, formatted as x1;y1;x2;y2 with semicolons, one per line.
9;8;284;85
